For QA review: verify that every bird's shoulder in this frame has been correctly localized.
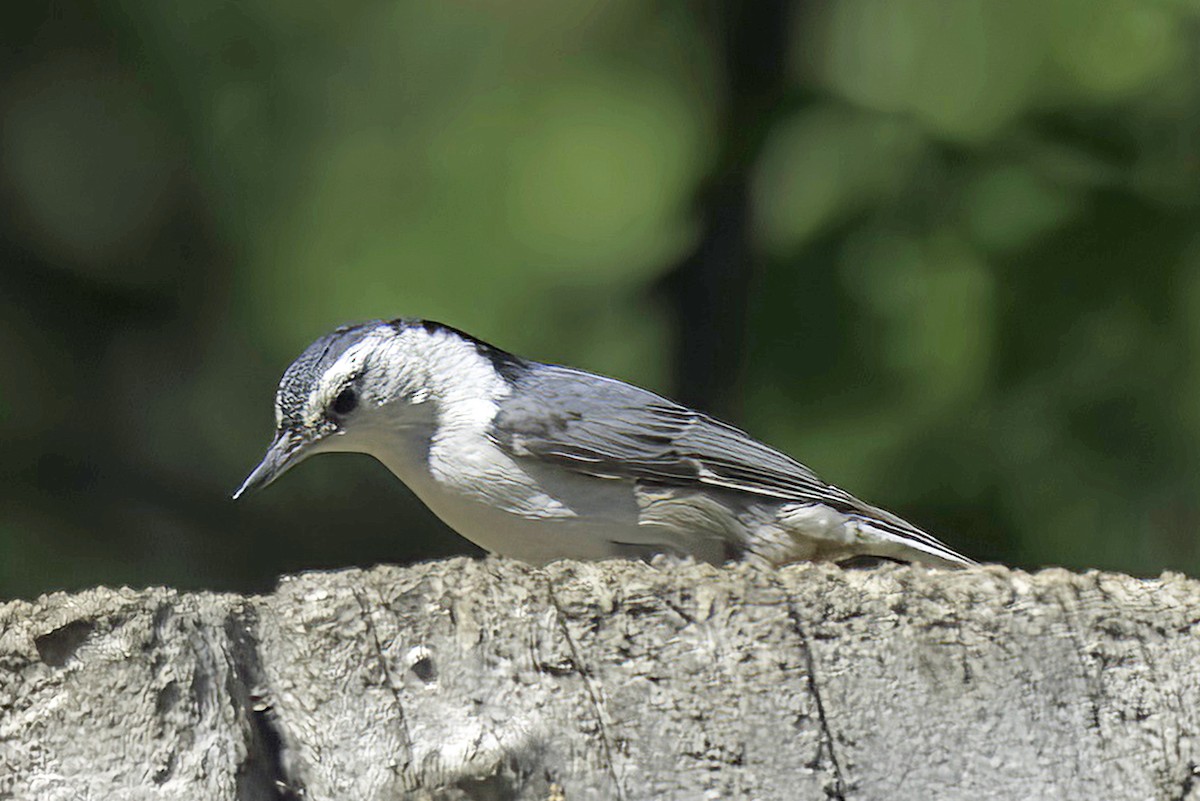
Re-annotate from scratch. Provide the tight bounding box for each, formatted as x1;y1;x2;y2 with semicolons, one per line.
493;362;696;446
491;363;825;491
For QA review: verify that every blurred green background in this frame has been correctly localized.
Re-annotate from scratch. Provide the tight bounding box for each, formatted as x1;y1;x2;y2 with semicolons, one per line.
2;0;1198;598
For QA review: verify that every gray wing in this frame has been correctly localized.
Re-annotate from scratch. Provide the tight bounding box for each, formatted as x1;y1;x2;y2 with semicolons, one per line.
492;364;972;565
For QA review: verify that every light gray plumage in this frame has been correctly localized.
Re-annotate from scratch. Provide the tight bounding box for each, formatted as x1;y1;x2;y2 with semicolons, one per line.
235;319;974;568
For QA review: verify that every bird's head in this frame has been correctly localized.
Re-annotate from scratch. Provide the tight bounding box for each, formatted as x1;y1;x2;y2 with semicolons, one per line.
233;319;521;498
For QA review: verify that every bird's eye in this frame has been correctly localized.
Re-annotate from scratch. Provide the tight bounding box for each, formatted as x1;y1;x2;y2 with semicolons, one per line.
331;388;358;416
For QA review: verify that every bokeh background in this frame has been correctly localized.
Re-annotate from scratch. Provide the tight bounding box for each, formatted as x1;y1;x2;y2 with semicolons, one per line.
3;0;1199;598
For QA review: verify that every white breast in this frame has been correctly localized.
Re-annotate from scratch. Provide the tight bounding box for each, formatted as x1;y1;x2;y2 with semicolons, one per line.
377;433;649;562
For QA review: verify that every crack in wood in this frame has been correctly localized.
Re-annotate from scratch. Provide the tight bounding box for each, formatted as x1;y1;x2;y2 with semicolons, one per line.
544;578;628;801
223;606;303;801
772;577;848;800
351;588;415;780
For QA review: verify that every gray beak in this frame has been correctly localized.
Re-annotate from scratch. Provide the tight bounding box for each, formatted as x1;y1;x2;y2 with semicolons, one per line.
232;430;308;499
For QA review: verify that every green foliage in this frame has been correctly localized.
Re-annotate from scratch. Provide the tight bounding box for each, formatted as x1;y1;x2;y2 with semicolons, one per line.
1;0;1198;596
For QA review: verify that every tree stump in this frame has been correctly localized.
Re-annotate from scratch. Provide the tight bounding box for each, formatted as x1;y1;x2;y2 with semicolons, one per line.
2;558;1198;800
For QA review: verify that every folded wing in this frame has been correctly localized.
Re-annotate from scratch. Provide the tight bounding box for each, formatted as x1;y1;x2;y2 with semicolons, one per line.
491;365;973;566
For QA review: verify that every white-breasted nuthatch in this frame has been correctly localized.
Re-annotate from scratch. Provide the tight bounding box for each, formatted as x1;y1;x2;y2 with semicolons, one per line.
234;319;973;567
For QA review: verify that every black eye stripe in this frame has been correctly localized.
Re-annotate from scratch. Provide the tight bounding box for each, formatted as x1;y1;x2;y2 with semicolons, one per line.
332;388;358;416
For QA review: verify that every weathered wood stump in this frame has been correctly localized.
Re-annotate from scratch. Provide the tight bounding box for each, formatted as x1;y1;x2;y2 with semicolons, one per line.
1;558;1198;800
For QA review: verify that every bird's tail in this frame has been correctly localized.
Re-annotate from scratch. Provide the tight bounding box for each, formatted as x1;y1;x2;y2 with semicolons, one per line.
847;508;976;568
779;501;976;568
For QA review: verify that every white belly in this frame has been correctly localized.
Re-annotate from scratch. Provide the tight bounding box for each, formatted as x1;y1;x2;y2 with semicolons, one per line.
404;483;639;563
371;436;706;563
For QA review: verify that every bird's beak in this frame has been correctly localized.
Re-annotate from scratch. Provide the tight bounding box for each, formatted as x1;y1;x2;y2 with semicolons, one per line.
232;429;310;499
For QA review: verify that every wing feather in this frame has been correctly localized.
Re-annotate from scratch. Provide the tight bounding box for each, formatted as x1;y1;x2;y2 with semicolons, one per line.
492;365;972;565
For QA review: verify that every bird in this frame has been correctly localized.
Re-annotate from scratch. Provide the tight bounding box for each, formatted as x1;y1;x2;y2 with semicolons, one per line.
234;319;974;568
